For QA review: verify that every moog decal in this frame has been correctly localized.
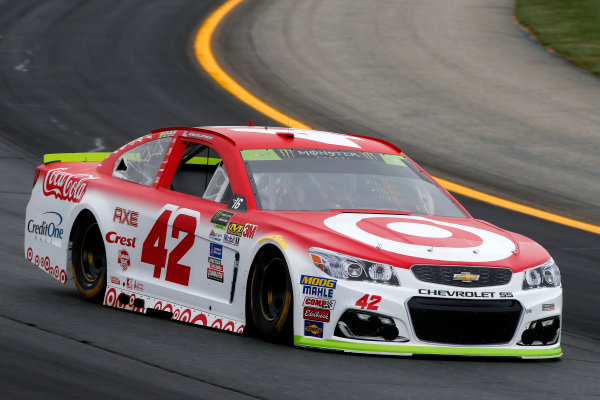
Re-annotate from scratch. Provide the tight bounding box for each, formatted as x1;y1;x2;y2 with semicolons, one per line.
301;275;336;299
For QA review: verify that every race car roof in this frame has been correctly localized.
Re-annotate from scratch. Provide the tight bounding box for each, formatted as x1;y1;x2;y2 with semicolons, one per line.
187;126;402;154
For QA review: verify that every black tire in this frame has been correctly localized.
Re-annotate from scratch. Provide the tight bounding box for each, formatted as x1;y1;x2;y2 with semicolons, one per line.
249;249;293;342
71;213;107;302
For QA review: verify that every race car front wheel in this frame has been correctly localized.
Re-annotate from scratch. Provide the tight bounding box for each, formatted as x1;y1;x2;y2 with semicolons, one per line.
249;248;293;342
71;212;107;302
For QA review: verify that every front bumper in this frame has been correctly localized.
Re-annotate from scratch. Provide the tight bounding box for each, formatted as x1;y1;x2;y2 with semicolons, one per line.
293;268;562;359
294;337;562;358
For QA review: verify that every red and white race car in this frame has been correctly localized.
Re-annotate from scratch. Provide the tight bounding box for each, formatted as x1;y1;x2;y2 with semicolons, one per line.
24;126;562;358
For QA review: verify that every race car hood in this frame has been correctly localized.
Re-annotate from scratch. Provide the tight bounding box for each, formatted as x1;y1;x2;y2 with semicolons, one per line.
263;210;550;273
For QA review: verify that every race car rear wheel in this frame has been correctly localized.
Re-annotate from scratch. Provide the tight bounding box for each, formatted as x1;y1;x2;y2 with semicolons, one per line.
249;248;293;342
71;212;107;302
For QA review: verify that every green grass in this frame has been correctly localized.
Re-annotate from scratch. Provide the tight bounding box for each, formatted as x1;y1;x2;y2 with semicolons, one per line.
515;0;600;75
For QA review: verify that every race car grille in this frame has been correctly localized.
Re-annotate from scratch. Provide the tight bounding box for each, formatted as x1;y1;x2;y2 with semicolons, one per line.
410;265;512;287
408;297;522;345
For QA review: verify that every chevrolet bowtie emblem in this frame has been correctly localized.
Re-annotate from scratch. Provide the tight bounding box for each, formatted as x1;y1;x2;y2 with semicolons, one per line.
453;272;480;282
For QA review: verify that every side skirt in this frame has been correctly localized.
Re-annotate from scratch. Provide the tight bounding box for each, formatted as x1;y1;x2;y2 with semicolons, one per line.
104;284;245;333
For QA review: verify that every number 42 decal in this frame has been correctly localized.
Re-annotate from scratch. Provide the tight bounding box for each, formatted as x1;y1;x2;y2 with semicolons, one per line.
141;205;200;286
355;294;382;311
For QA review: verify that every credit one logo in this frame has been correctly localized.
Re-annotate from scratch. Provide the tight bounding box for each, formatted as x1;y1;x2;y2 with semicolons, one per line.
42;168;94;203
27;211;64;239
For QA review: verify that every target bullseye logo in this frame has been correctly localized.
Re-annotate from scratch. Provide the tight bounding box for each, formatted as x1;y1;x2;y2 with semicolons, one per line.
324;214;515;262
386;222;452;239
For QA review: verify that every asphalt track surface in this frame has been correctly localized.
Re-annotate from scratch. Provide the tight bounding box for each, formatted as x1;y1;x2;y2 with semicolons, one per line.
0;1;599;399
217;0;600;225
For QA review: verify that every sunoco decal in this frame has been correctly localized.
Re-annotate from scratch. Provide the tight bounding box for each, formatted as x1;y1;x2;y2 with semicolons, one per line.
304;319;324;338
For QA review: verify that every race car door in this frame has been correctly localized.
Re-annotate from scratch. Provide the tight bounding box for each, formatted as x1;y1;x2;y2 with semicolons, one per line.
147;138;239;314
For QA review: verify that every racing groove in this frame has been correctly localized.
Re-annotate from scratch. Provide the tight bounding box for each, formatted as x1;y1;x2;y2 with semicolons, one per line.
0;1;599;399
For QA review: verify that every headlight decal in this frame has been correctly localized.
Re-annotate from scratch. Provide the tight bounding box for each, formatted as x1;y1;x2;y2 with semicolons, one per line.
309;247;400;286
522;259;561;290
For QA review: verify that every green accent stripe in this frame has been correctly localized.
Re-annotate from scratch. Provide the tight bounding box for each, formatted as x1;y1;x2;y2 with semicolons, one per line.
381;153;407;166
185;156;221;165
44;152;111;163
294;336;562;358
241;149;281;160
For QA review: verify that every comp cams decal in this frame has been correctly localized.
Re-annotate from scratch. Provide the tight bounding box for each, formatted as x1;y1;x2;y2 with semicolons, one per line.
303;297;335;310
324;214;516;262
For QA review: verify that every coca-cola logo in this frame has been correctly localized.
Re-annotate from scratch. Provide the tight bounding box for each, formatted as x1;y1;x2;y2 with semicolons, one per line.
42;168;95;203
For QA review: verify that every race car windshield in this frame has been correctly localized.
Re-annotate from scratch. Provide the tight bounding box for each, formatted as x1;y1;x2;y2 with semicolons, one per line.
241;149;467;217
